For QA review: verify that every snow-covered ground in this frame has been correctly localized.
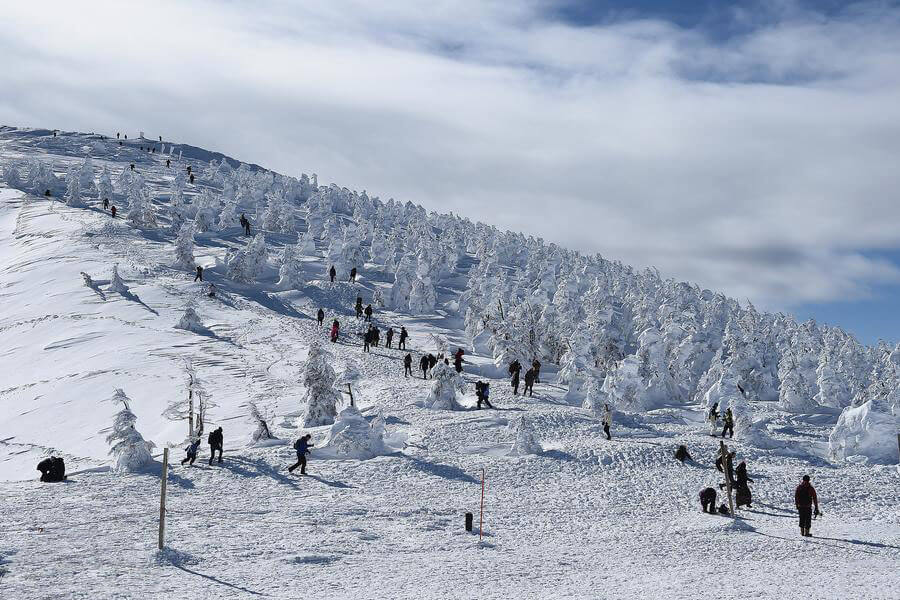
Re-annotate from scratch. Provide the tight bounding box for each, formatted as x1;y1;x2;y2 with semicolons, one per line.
0;128;898;599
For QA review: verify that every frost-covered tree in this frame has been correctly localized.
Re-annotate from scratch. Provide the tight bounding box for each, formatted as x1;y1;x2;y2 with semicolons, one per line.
322;406;388;459
581;376;607;415
109;264;129;294
162;360;213;438
829;382;899;464
508;416;542;456
2;161;23;190
559;329;594;400
277;244;304;289
65;166;83;207
105;389;155;473
79;155;96;195
389;255;416;309
423;361;466;410
126;179;157;229
296;231;317;256
301;340;341;427
226;233;269;282
174;304;210;334
97;166;114;203
173;222;195;270
248;400;278;445
408;274;437;314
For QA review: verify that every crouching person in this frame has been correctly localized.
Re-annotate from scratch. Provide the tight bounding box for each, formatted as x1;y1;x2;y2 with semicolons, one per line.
699;487;717;514
37;456;67;482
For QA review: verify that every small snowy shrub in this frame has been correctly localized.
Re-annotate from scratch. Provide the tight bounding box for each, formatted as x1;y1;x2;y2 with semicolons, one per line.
174;304;208;334
508;417;542;456
109;264;129;294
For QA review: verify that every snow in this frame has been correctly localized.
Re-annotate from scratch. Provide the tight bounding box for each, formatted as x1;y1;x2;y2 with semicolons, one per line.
0;128;898;599
830;399;900;464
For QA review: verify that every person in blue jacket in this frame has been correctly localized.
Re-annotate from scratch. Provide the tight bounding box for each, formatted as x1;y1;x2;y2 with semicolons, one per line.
289;434;313;474
181;437;201;466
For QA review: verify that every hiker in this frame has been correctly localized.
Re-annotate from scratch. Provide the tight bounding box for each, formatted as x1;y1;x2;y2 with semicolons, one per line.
187;166;191;173
117;132;120;139
404;353;413;377
735;461;753;508
364;304;373;322
386;327;394;348
189;173;195;184
329;265;336;283
37;456;66;482
289;434;313;474
102;198;110;210
207;283;216;298
532;359;542;383
428;353;438;371
208;427;224;465
166;159;170;168
674;445;692;463
159;135;162;142
795;475;820;537
349;267;357;282
110;205;117;218
476;381;494;409
364;328;373;353
420;354;430;379
707;402;719;435
130;163;135;171
373;326;380;348
194;266;203;282
398;326;408;350
239;213;250;236
453;348;464;373
511;367;521;396
721;408;734;439
699;487;717;514
355;296;363;319
181;437;201;466
330;319;340;343
523;368;536;397
602;404;612;440
317;308;325;327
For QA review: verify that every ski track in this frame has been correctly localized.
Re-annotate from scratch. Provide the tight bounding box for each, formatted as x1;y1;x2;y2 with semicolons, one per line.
0;130;898;599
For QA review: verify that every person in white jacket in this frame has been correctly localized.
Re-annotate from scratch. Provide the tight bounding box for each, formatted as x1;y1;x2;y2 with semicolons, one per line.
602;404;612;441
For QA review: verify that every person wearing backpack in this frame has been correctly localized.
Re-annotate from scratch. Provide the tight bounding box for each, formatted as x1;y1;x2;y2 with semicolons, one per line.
181;437;201;466
289;434;313;474
404;353;413;377
795;475;820;537
721;407;734;439
207;427;224;465
398;326;409;350
385;327;394;348
329;265;336;283
317;308;325;327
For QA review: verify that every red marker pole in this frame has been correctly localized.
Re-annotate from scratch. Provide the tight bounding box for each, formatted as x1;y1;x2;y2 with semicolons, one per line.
479;468;485;541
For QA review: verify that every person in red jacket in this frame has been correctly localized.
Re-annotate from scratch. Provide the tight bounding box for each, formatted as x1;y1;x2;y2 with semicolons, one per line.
795;475;820;537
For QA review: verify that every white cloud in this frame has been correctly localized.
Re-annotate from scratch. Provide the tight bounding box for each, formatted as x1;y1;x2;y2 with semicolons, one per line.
2;0;900;308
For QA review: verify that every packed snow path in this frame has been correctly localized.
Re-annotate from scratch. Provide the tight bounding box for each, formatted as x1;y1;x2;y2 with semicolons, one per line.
0;129;898;599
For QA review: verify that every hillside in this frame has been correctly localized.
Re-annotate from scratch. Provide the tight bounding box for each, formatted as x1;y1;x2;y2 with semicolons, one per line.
0;126;898;599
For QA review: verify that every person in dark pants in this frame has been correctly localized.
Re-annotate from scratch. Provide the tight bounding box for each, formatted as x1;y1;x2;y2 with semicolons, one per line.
37;456;67;482
511;368;521;396
289;434;313;474
523;368;536;397
795;475;820;537
364;328;373;353
189;173;195;184
602;404;612;440
404;353;413;377
181;438;201;466
386;327;394;348
398;327;408;350
453;348;464;373
699;487;717;514
194;266;203;282
317;308;325;327
355;296;363;319
364;305;373;322
349;267;357;282
103;198;110;210
721;408;734;438
735;461;753;508
130;163;135;171
208;427;223;465
532;359;542;383
373;327;380;347
166;159;170;168
420;354;430;379
330;319;340;343
475;381;494;409
329;265;336;283
110;205;117;218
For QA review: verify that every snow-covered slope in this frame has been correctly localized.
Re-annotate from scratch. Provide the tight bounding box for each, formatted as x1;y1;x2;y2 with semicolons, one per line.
0;127;898;599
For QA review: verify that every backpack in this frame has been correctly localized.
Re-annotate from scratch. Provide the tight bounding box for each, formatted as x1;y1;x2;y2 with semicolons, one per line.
293;439;302;451
796;484;811;506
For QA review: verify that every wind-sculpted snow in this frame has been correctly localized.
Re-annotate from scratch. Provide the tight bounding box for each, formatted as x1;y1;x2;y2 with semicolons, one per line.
0;128;898;599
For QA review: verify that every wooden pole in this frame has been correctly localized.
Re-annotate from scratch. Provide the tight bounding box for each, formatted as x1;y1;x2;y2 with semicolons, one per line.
158;447;169;550
479;468;485;541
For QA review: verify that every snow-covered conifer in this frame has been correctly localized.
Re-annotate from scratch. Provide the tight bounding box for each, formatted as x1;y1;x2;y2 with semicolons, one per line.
65;166;83;207
174;303;209;334
423;361;465;410
277;244;304;289
390;255;416;310
322;405;388;459
105;389;155;473
97;166;114;203
301;340;341;427
508;417;542;456
226;233;269;283
109;264;129;294
173;223;195;270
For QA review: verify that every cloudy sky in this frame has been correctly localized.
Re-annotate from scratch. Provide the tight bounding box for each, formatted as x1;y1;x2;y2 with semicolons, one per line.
2;0;899;343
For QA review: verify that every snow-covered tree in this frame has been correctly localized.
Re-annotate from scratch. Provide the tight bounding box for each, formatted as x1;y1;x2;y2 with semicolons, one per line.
162;360;213;438
65;166;83;207
173;223;195;270
301;340;341;427
829;389;899;464
389;255;416;309
79;155;96;195
174;304;209;334
2;161;23;190
508;416;542;456
423;361;466;410
109;264;129;294
97;166;114;202
226;233;269;283
581;376;607;415
322;406;388;459
408;273;437;314
248;400;278;445
105;389;155;473
277;244;303;289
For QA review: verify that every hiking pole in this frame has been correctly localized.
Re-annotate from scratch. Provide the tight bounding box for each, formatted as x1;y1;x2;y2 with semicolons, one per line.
479;468;485;541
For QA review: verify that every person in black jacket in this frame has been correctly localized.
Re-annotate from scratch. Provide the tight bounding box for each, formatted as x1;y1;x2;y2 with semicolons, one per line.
735;460;753;508
699;487;717;514
349;267;357;282
208;427;224;465
420;354;430;379
721;408;734;439
404;353;413;377
398;326;409;350
194;266;203;282
364;304;373;322
511;368;521;396
523;368;536;397
181;438;201;466
317;308;325;327
37;456;67;482
363;327;373;353
355;296;363;319
385;327;394;348
329;265;336;283
102;198;110;210
289;434;313;474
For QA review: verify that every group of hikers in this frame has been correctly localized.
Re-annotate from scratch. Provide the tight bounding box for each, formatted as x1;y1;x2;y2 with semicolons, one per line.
328;265;358;284
707;402;735;438
180;427;224;467
508;359;541;397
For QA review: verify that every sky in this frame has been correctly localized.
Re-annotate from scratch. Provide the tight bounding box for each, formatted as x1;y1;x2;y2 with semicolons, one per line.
1;0;899;344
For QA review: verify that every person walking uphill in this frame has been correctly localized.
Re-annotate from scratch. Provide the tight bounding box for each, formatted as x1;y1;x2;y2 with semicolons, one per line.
420;354;430;379
453;348;464;373
289;434;313;474
795;475;820;537
404;353;413;378
194;265;203;282
523;367;536;397
181;437;201;466
317;308;325;327
364;304;373;322
329;265;336;283
330;319;340;343
721;407;734;439
208;427;224;465
355;296;363;319
602;404;612;440
398;326;409;350
386;327;394;348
